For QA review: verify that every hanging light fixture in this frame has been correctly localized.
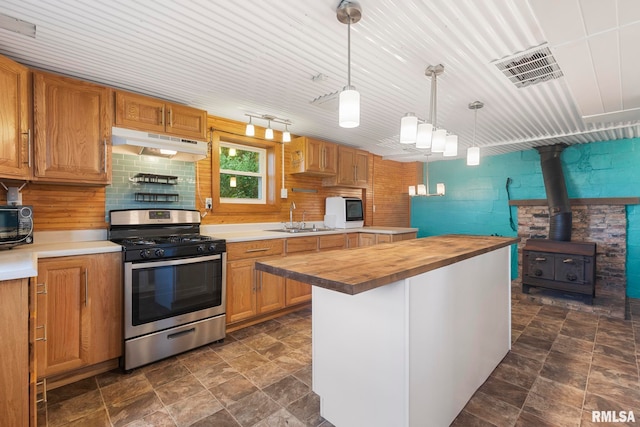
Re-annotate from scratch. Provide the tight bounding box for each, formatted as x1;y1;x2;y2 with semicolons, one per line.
408;155;445;197
245;116;255;137
337;1;362;128
467;101;483;166
400;64;455;152
245;114;292;142
282;124;291;143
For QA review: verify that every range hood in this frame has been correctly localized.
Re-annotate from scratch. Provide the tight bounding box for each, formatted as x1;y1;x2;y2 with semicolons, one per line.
111;127;209;161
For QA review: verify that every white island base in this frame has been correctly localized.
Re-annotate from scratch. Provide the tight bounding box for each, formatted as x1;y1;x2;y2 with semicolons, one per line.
312;247;511;427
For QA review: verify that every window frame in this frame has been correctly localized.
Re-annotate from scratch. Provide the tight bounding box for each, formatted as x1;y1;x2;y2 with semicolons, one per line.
210;131;280;214
219;141;267;205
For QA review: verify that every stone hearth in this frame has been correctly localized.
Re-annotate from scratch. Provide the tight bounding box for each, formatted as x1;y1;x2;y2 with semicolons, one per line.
512;201;629;319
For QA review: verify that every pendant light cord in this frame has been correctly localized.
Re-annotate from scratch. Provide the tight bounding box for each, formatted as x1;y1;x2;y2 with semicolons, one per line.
347;18;351;87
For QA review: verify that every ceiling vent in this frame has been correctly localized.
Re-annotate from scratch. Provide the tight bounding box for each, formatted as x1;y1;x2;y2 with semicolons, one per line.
493;44;563;88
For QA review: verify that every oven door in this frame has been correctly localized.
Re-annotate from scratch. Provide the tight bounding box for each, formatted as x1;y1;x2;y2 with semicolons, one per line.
124;253;226;339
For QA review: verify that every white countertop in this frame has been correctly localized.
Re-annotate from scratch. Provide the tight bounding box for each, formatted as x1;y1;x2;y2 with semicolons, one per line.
203;225;418;243
0;225;417;281
0;240;122;281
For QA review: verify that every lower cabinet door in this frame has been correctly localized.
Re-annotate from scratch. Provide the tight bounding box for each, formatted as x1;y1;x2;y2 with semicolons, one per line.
36;257;91;378
285;278;312;306
226;259;257;323
257;271;285;314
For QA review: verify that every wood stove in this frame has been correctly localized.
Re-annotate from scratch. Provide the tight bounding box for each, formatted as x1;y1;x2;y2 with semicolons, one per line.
521;144;597;304
522;239;596;304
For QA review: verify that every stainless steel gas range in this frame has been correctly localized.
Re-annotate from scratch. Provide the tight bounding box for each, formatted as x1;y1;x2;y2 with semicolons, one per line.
109;209;226;370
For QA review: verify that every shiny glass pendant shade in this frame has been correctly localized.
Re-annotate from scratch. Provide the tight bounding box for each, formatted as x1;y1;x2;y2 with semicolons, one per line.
443;135;458;157
415;122;433;148
408;185;416;196
436;183;445;195
400;113;418;143
282;124;291;143
431;129;447;152
265;121;274;140
467;146;480;166
339;87;360;128
245;121;255;137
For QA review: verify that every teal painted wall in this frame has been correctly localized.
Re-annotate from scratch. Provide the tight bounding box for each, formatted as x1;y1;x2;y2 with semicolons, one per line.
410;138;640;298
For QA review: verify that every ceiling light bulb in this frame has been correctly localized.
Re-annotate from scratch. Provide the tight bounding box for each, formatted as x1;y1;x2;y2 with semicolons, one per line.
246;117;255;136
431;129;447;152
159;149;177;156
443;134;458;157
436;183;445;196
467;146;480;166
265;121;274;140
417;184;427;196
408;185;416;196
400;113;418;144
416;122;433;148
339;86;360;128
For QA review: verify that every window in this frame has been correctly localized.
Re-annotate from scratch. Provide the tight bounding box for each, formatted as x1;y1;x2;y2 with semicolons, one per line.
219;142;267;204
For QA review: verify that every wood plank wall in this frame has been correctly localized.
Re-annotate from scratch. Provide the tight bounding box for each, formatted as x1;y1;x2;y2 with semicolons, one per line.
4;115;420;231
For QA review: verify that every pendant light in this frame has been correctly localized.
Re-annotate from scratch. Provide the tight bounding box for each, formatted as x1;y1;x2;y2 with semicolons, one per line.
337;1;362;128
408;155;445;197
466;101;483;166
400;64;454;152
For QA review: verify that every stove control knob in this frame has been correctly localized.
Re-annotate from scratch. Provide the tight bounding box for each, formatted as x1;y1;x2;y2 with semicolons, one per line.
155;248;165;257
208;244;217;252
197;245;205;253
140;249;151;259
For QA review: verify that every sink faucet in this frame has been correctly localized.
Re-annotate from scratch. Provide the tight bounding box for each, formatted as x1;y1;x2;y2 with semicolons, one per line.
290;202;296;228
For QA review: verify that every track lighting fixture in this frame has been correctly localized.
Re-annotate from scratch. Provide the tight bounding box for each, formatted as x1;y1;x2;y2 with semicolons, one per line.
244;114;292;142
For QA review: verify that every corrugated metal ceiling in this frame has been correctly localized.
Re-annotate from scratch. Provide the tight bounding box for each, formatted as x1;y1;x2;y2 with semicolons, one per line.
1;0;639;162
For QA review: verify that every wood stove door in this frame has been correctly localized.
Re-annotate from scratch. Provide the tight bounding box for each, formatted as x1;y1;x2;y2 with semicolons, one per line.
524;251;554;280
554;255;586;284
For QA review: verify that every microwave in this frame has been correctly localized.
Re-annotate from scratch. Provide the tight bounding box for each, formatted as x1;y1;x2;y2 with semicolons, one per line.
325;197;364;229
0;205;34;248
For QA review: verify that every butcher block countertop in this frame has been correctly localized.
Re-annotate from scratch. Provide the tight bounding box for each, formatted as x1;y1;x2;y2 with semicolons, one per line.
255;234;519;295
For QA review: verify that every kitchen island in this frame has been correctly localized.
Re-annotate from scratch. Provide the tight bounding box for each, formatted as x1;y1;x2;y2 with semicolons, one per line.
255;234;518;427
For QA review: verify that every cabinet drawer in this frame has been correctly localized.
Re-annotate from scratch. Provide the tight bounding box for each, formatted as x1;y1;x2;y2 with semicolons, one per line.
227;239;284;260
286;236;318;254
376;234;392;244
319;234;346;251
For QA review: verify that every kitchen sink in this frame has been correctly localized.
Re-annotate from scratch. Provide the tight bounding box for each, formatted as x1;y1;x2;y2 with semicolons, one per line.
267;227;333;233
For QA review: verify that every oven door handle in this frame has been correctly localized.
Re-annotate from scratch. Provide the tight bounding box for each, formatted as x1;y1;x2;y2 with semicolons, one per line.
128;254;222;269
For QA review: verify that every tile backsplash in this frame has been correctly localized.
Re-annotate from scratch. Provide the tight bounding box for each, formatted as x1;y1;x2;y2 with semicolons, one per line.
105;153;196;221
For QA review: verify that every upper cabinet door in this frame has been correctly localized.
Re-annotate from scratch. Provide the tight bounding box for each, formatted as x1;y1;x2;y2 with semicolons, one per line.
0;55;31;180
165;104;207;140
115;90;207;140
33;72;112;184
114;91;165;134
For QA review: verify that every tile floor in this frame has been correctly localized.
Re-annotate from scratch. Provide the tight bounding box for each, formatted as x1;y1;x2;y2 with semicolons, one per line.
39;298;640;427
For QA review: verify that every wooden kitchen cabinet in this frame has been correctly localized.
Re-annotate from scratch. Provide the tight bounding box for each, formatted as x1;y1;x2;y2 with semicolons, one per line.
226;240;286;324
290;136;337;176
33;71;112;184
346;233;359;248
0;278;29;427
359;232;417;247
323;145;368;188
285;236;318;306
359;233;378;247
35;253;122;380
115;91;208;140
0;55;31;180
